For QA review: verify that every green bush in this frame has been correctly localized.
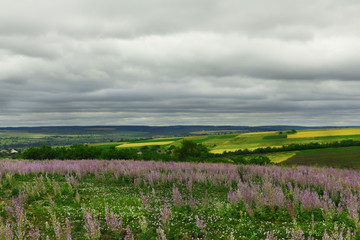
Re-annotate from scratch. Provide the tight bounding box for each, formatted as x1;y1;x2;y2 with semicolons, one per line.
248;155;271;165
231;156;247;164
174;140;209;161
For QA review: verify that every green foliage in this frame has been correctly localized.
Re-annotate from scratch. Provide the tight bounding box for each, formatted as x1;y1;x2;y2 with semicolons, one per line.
230;156;247;164
11;188;19;197
248;155;271;165
174;140;209;161
22;145;56;159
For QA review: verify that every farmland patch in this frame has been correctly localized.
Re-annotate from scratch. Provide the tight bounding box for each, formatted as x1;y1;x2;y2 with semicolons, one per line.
282;146;360;168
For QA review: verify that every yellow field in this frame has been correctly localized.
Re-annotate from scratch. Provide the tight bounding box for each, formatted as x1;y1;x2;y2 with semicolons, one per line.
288;128;360;139
116;141;174;148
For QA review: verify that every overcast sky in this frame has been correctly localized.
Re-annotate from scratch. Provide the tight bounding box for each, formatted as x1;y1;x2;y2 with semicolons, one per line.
1;0;360;127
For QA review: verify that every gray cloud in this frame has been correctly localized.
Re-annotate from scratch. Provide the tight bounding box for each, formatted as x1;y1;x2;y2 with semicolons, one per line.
1;0;360;126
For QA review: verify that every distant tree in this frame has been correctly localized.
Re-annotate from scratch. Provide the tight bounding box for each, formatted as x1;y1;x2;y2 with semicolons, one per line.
248;155;271;165
174;140;209;161
287;129;297;134
22;145;55;160
230;156;246;164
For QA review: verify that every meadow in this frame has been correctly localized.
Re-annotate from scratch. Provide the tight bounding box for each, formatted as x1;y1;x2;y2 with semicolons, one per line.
0;160;359;239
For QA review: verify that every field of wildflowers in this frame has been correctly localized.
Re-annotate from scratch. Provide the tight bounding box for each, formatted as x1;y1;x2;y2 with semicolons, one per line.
0;160;359;239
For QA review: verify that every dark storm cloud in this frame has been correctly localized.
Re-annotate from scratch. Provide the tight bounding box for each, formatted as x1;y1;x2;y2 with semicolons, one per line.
1;0;360;126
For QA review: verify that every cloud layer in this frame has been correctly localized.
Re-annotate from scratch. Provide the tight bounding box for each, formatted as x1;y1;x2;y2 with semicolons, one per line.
1;0;360;126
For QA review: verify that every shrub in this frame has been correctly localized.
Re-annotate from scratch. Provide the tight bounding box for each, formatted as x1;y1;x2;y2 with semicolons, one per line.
248;156;271;165
231;156;247;164
174;140;209;161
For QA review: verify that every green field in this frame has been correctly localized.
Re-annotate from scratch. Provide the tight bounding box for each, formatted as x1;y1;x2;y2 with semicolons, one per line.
282;146;360;168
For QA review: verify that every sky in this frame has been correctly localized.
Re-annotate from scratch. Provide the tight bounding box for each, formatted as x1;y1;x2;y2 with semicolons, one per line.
1;0;360;127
